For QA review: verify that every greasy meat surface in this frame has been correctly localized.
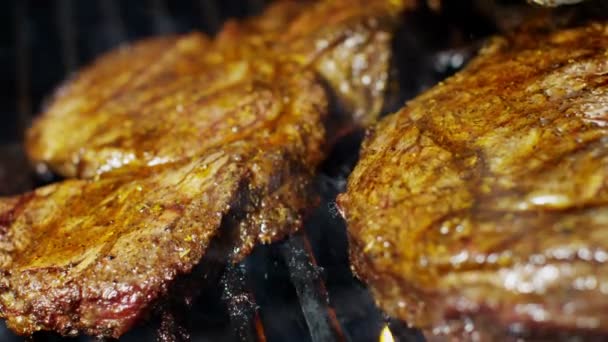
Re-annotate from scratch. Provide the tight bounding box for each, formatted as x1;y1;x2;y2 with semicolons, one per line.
529;0;586;6
1;69;324;337
26;0;404;179
339;22;608;340
0;0;412;337
0;153;244;337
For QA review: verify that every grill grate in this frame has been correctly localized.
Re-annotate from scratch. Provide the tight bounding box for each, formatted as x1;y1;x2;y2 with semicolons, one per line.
56;0;78;72
279;233;345;342
14;1;31;140
0;0;495;341
221;264;266;342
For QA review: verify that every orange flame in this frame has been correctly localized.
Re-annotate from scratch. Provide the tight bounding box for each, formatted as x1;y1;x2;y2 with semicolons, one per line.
379;324;395;342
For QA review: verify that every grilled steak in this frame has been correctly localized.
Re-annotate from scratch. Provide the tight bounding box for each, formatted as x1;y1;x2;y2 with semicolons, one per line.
26;0;404;179
529;0;586;6
0;0;412;337
339;21;608;340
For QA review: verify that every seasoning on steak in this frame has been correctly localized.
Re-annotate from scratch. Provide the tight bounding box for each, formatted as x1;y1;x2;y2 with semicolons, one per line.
26;0;406;179
338;21;608;340
529;0;586;6
0;0;412;337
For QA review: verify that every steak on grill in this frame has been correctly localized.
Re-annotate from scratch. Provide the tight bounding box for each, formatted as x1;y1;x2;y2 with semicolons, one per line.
529;0;586;6
26;0;405;179
0;0;412;337
339;21;608;340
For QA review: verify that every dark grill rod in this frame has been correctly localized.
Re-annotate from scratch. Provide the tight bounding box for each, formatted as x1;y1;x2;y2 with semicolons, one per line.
197;0;221;34
15;0;31;138
280;232;346;342
221;263;267;342
98;0;127;47
156;308;191;342
149;0;175;34
246;0;267;13
387;318;425;342
56;0;78;73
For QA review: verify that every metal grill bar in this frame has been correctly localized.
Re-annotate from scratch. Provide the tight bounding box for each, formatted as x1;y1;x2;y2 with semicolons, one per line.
246;0;267;13
14;0;31;139
387;319;425;342
149;0;175;34
280;232;345;342
56;0;78;72
221;264;266;342
197;0;221;34
99;0;127;47
157;309;190;342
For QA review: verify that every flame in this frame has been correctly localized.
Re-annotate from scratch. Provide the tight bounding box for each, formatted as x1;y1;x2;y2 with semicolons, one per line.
379;324;395;342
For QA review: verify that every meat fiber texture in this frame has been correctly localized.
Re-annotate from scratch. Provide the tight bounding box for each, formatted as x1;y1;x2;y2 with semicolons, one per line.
0;0;413;337
339;21;608;340
529;0;586;7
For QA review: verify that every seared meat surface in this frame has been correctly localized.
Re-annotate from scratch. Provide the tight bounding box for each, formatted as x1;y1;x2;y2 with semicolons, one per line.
0;0;411;337
0;153;244;337
339;22;608;340
529;0;586;6
26;0;402;179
